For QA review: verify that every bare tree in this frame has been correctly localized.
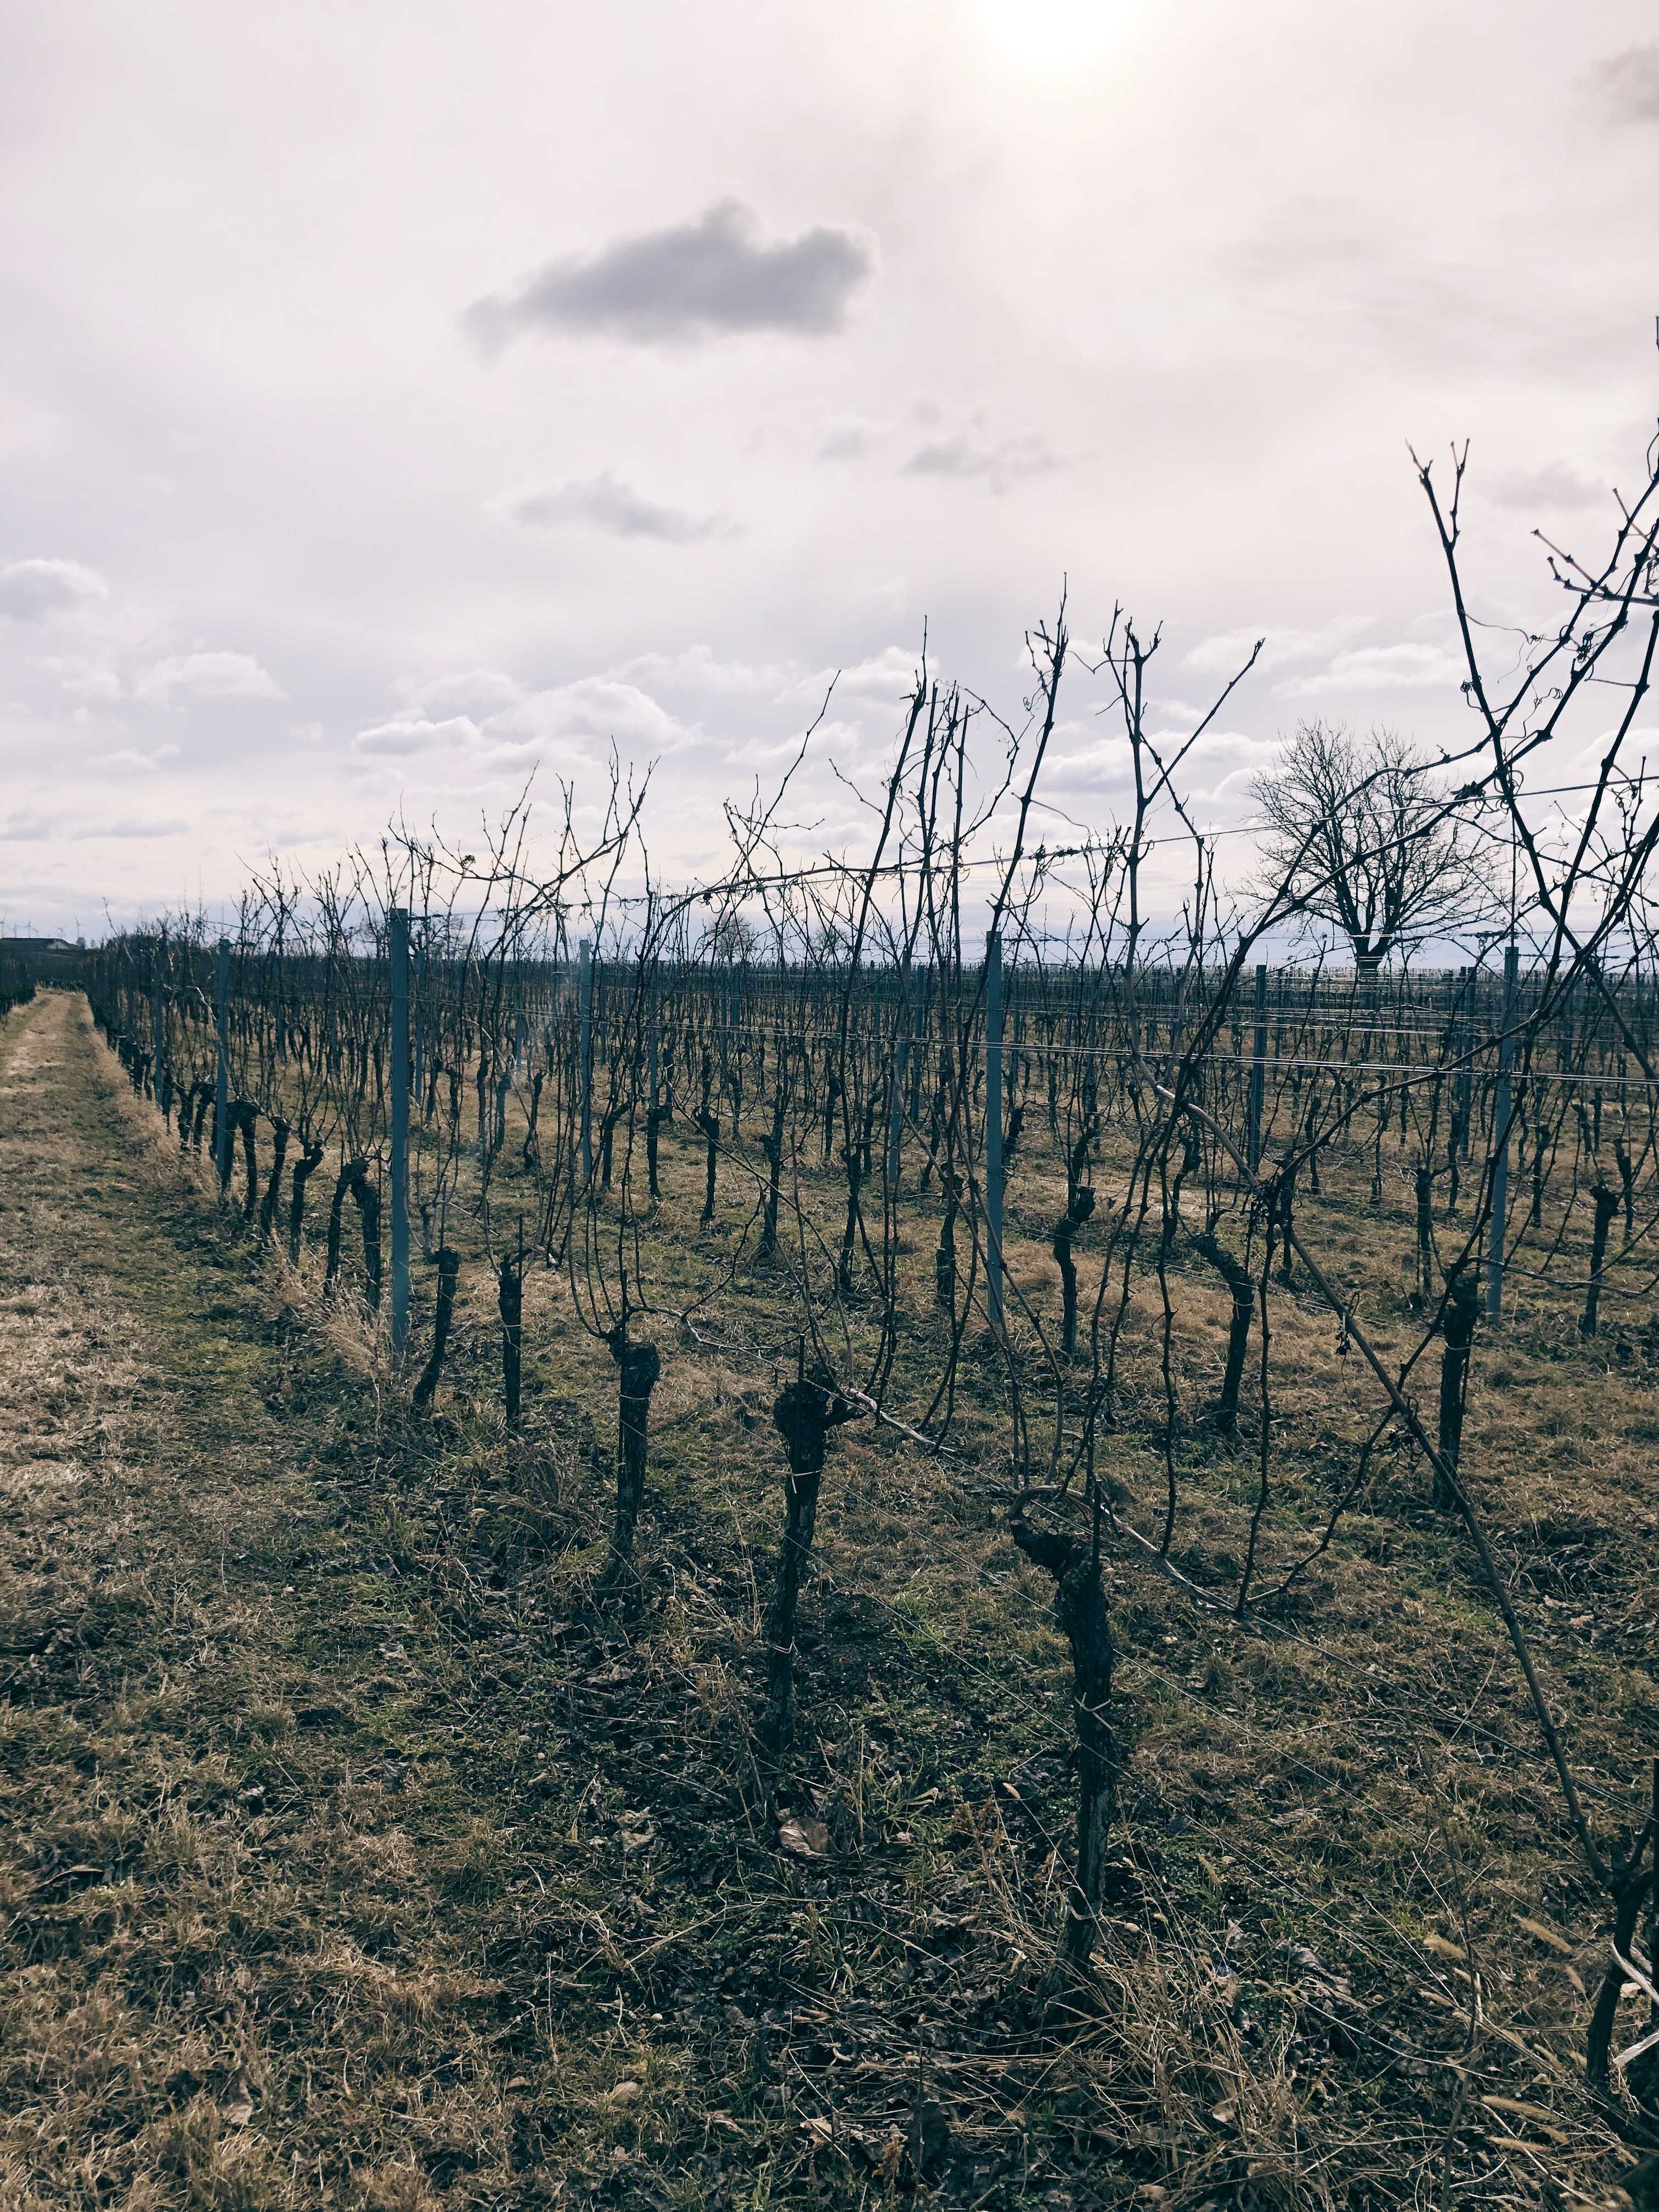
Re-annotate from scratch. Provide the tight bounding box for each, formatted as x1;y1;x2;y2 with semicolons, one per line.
1254;719;1487;974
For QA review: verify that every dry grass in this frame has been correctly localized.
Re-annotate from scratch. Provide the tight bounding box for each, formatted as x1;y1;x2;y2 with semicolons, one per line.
0;989;1655;2209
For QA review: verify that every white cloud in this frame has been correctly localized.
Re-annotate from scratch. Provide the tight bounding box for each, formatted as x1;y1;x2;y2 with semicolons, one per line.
902;429;1064;491
1045;726;1277;811
486;677;696;762
613;644;802;697
1275;641;1466;697
353;714;484;758
1186;616;1374;676
77;816;190;840
89;743;180;772
0;558;108;619
396;669;526;716
721;715;862;769
352;679;696;776
821;644;922;702
133;651;284;704
41;656;123;701
1487;462;1605;512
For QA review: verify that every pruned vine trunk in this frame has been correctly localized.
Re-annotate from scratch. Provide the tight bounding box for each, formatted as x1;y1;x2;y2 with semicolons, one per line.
498;1255;523;1427
1052;1183;1096;1359
697;1109;720;1225
257;1115;290;1242
412;1248;460;1411
1436;1269;1479;1508
235;1102;259;1220
1009;1519;1117;1972
287;1139;325;1264
761;1373;856;1756
1194;1228;1254;1435
599;1326;662;1607
1581;1183;1620;1337
348;1162;382;1312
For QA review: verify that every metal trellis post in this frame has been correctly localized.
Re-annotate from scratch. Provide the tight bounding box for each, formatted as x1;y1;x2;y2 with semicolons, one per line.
1485;943;1519;1322
1455;966;1473;1158
1246;961;1267;1173
985;930;1004;1330
389;906;410;1355
151;932;167;1119
213;935;232;1190
579;937;594;1183
887;1028;909;1193
412;928;427;1113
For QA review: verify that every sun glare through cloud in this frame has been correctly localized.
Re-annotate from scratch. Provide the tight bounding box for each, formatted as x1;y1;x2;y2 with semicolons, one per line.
974;0;1138;66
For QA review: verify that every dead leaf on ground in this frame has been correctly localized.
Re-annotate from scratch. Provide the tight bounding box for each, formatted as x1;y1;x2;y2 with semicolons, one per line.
219;2075;255;2127
778;1816;830;1859
607;2078;642;2106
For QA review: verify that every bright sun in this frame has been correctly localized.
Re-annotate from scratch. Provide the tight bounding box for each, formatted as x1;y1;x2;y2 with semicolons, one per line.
974;0;1136;66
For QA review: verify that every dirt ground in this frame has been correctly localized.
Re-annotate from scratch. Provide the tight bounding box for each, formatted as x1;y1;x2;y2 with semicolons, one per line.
1;989;1655;2211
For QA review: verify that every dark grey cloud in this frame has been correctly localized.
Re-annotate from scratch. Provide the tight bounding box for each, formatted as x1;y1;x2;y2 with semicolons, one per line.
466;200;876;349
903;431;1065;491
1594;45;1659;122
0;558;108;619
510;472;740;543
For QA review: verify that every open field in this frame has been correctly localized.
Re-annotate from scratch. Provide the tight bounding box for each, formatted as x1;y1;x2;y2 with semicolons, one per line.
2;985;1657;2208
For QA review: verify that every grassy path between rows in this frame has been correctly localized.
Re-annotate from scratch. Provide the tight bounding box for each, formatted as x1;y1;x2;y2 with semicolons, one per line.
0;991;590;2208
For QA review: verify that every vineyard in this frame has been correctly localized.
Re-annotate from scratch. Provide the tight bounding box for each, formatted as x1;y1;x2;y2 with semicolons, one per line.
4;447;1659;2208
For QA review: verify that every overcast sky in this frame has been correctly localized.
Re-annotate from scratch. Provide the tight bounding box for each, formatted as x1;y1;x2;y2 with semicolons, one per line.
2;0;1656;938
